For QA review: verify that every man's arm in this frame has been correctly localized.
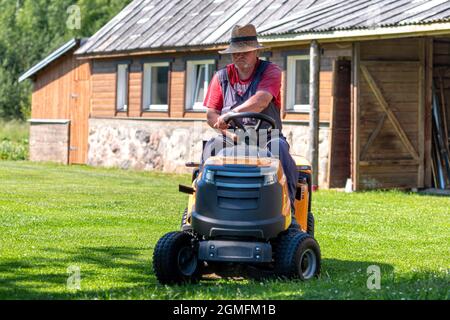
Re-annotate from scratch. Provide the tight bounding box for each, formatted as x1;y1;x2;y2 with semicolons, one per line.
213;91;273;129
232;91;273;113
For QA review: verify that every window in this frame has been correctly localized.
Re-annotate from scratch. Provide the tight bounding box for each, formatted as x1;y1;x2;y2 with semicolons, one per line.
142;62;170;111
286;55;310;113
116;64;129;112
185;60;215;111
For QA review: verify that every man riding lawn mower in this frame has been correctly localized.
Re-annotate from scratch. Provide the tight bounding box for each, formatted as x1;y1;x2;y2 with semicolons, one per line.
153;25;321;284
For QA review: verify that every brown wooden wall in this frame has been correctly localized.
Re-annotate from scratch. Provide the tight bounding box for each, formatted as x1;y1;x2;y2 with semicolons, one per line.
357;38;425;190
31;50;90;164
89;44;350;124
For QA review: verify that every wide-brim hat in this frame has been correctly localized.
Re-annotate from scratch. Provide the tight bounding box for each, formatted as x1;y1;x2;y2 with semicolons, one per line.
219;24;265;54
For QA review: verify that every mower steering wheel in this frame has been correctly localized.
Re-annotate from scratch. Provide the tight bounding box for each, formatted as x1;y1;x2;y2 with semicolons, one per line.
222;112;278;132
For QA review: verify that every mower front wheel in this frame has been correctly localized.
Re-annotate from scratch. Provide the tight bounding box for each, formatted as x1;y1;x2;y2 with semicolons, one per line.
153;231;201;285
274;231;321;280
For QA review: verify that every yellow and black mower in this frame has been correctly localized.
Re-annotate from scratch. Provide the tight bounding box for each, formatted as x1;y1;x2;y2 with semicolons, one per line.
153;112;321;284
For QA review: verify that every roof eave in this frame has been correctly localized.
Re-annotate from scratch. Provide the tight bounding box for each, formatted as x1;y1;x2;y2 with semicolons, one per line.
74;43;229;60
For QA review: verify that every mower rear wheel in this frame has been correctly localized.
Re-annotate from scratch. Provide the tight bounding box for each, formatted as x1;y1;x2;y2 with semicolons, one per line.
153;231;201;285
307;212;315;237
274;231;321;280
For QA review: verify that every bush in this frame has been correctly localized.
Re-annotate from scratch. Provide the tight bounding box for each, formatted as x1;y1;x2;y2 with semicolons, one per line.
0;139;28;160
0;120;29;160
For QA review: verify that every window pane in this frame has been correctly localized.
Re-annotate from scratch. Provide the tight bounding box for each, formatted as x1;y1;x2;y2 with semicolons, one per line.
194;65;206;104
151;66;168;105
117;64;128;110
193;63;215;104
295;59;310;105
207;63;215;82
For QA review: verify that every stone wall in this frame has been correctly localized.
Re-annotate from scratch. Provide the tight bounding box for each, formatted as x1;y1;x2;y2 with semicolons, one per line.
88;118;330;187
29;121;69;164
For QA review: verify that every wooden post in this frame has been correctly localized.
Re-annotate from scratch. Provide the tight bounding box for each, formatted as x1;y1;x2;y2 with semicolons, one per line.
308;40;320;189
351;42;361;191
424;38;434;188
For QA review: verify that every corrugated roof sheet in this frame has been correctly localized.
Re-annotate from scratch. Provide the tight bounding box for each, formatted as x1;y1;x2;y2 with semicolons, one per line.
76;0;327;55
76;0;450;55
259;0;450;35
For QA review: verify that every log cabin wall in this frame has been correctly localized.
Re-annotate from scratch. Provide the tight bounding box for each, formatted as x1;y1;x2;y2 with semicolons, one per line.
30;50;90;164
89;45;338;123
357;38;425;190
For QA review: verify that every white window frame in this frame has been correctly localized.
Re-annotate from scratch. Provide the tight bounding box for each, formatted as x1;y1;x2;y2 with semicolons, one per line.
286;55;310;113
185;59;215;111
142;62;170;112
116;64;129;112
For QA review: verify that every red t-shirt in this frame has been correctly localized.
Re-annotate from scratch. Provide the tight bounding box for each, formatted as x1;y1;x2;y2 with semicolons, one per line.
204;59;282;112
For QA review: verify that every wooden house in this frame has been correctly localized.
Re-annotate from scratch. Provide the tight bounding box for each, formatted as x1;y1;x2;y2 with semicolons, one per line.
19;0;450;190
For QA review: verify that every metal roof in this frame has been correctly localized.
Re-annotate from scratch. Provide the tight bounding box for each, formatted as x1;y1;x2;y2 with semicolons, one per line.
259;0;450;35
19;38;87;82
76;0;450;56
75;0;326;55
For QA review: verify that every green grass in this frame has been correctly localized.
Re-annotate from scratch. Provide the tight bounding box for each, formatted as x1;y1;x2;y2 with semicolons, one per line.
0;120;29;160
0;161;448;300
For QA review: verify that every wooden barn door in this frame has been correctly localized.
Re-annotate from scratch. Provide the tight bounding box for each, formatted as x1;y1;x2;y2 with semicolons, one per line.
358;60;424;189
68;60;90;164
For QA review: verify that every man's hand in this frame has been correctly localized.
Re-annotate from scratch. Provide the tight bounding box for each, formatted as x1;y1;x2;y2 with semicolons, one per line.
213;113;230;130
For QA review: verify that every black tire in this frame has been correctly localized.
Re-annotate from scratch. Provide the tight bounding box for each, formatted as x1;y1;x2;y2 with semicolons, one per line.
274;231;321;280
153;231;201;285
307;212;315;238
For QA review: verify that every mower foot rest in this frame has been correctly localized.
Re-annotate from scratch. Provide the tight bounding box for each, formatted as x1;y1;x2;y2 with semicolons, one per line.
198;240;272;263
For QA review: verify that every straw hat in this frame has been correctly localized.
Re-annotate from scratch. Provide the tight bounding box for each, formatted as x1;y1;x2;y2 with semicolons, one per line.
219;24;265;54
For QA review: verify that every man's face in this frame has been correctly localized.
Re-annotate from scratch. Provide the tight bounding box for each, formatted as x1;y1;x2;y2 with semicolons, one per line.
232;50;258;70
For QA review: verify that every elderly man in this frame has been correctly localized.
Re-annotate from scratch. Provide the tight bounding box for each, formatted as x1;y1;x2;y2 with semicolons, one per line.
202;24;299;224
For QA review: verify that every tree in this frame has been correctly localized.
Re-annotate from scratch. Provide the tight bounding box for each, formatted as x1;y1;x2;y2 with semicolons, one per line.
0;0;132;120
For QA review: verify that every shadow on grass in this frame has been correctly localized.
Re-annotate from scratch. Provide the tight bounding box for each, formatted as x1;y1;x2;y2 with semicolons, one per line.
0;249;447;300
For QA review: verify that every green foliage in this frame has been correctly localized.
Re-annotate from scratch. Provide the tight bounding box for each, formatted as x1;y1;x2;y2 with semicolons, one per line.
0;162;448;299
0;140;28;160
0;0;133;120
0;119;29;160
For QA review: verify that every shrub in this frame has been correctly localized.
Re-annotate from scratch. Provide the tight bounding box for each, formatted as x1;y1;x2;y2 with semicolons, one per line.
0;139;28;160
0;120;29;160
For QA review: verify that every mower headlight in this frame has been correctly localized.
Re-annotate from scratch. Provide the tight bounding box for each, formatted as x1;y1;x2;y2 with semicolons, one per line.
203;169;215;184
263;173;278;186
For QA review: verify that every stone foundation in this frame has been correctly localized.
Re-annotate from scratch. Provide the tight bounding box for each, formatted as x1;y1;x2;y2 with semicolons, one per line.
88;118;330;187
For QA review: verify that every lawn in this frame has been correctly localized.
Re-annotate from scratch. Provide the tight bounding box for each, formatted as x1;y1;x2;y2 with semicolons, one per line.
0;161;448;300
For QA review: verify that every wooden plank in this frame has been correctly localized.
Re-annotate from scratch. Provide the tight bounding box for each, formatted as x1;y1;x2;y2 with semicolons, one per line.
360;159;420;166
360;114;387;161
361;60;421;66
327;59;337;188
308;40;320;188
418;38;425;188
352;42;360;191
424;38;436;188
360;64;420;161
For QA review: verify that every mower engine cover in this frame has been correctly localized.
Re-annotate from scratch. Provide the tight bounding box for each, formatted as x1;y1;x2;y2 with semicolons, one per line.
191;146;291;240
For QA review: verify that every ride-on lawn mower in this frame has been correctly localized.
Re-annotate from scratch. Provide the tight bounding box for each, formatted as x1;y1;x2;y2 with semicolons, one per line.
153;112;321;285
